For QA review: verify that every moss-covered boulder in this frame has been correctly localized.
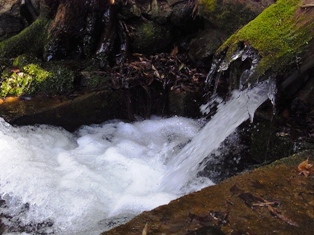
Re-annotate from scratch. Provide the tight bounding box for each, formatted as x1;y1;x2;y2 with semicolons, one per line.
188;0;273;61
0;16;50;58
207;0;314;93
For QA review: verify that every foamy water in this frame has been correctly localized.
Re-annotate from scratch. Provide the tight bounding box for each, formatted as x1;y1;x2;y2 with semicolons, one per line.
0;80;274;234
162;79;274;192
0;116;209;234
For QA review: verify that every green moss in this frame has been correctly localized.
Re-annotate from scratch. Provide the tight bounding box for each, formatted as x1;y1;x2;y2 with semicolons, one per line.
0;64;49;97
137;23;156;43
85;73;109;89
42;63;75;93
13;54;41;67
219;0;313;77
198;0;216;14
0;61;75;97
0;17;50;58
133;21;172;54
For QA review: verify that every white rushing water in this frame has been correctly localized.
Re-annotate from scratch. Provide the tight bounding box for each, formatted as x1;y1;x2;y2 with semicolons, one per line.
0;80;274;235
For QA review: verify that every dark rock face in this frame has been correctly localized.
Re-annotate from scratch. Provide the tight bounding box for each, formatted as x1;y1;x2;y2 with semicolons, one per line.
0;14;24;39
0;0;41;40
0;89;128;132
45;0;107;61
0;0;24;40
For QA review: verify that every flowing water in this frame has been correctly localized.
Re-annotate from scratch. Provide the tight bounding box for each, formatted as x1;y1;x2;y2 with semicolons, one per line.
0;80;275;235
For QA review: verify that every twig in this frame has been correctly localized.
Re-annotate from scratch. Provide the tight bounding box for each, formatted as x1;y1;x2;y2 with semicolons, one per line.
254;199;299;227
267;205;299;227
142;223;149;235
300;4;314;8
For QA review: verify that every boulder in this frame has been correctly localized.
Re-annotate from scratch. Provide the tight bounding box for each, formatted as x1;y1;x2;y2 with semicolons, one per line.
204;0;314;97
103;150;314;235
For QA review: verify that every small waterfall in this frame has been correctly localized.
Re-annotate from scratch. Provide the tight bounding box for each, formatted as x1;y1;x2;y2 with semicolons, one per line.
205;44;262;96
162;79;276;193
0;80;276;234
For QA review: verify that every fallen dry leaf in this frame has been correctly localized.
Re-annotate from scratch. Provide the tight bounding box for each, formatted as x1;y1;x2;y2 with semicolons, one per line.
297;159;313;177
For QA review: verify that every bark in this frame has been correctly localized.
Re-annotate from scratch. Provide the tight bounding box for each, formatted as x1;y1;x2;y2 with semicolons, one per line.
0;0;291;124
0;0;267;62
0;0;263;100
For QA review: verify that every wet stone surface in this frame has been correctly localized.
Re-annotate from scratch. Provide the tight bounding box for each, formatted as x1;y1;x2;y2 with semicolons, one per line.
103;150;314;235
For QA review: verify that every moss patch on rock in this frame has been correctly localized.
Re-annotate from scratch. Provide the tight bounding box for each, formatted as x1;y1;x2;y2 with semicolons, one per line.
0;16;50;58
198;0;216;13
132;21;172;54
0;55;75;97
219;0;314;79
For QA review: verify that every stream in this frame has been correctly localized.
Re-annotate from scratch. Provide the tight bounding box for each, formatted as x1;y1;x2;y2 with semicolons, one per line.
0;80;275;235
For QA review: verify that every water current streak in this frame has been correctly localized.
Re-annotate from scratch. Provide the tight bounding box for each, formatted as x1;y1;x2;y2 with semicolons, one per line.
162;79;275;193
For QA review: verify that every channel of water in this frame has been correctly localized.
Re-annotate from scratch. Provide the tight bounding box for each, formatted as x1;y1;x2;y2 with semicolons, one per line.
0;79;274;234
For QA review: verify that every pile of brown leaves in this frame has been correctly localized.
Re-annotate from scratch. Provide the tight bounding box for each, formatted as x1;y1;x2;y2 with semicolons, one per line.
108;50;207;92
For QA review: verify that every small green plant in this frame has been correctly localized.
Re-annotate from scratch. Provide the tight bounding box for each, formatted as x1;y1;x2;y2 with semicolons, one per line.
0;62;74;98
0;64;50;97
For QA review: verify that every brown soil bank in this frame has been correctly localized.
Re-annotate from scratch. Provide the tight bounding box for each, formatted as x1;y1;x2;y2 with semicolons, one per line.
103;150;314;235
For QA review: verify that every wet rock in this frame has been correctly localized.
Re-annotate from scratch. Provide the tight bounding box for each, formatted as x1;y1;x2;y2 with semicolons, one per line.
197;1;259;34
187;0;272;64
20;0;40;24
168;90;203;117
0;89;128;132
45;0;107;61
0;0;24;41
103;150;314;235
188;29;226;61
132;21;173;54
0;14;24;40
0;0;20;14
249;120;295;163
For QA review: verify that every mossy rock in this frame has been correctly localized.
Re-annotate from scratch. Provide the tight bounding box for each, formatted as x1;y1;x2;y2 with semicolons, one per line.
80;70;110;89
0;56;75;97
132;21;172;54
13;54;42;67
0;16;50;58
217;0;314;81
